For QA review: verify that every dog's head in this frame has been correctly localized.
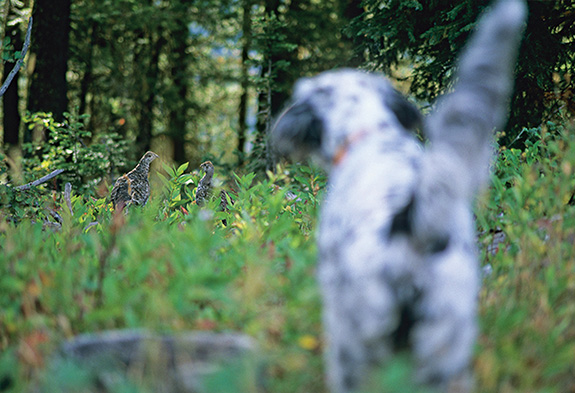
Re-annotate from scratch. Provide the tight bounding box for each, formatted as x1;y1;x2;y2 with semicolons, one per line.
270;69;421;168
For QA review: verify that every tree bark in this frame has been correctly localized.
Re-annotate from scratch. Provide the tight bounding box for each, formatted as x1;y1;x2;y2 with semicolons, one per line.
167;19;191;165
341;0;364;68
254;0;294;171
2;22;22;146
78;22;98;117
28;0;71;123
237;0;253;166
135;31;163;154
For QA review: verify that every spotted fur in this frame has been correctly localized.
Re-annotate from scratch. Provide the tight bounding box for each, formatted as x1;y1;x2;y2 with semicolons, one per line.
271;1;526;392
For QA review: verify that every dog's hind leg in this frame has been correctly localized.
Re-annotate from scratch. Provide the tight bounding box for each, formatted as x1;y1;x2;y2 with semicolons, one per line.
322;305;369;393
320;280;396;393
411;248;479;392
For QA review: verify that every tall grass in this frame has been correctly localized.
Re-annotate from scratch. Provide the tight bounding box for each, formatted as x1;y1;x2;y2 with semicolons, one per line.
1;122;575;392
474;122;575;393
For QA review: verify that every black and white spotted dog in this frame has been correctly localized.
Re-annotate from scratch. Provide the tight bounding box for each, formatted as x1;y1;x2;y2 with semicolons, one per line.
271;1;526;392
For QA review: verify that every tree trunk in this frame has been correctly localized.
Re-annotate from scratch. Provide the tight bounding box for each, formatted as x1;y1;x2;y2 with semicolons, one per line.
167;19;191;165
135;31;163;154
28;0;71;123
2;22;22;147
79;22;98;117
341;0;364;68
237;0;253;166
254;0;294;171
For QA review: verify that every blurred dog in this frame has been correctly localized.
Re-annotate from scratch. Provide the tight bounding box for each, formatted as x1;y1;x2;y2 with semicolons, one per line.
271;1;526;392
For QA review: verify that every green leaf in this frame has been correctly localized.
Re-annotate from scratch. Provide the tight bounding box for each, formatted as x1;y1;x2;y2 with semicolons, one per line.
176;162;189;176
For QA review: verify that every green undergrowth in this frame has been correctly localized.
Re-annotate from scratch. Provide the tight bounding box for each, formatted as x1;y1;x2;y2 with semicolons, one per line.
475;122;575;393
0;164;326;392
1;122;575;392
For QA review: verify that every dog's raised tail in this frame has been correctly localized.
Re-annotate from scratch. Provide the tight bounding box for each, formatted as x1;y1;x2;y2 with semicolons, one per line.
425;0;527;195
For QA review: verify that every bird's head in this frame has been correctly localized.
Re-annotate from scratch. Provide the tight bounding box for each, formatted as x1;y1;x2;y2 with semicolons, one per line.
141;151;159;164
200;161;214;173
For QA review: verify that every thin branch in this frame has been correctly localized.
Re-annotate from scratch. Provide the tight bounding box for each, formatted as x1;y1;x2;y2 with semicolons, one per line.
0;16;32;98
65;183;101;230
83;221;99;231
16;168;64;191
95;225;116;307
0;0;11;82
64;182;73;215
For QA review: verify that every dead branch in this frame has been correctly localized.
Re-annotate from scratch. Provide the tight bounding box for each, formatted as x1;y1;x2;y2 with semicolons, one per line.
64;182;73;215
0;16;32;98
83;221;99;231
16;168;64;191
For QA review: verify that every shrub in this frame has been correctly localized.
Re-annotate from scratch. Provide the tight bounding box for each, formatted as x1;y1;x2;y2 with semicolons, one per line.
22;111;130;195
475;121;575;393
1;121;574;392
0;162;324;392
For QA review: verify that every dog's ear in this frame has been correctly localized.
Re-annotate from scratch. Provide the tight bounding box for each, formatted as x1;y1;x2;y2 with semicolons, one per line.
384;89;422;131
270;101;323;159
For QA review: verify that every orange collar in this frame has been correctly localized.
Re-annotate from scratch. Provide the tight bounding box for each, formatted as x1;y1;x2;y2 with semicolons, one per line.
332;130;369;166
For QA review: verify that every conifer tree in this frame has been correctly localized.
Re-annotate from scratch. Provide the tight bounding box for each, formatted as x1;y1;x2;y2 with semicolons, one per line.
346;0;575;146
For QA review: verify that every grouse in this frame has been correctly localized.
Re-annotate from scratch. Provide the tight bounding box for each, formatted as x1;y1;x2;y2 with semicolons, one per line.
195;160;215;207
196;160;233;225
110;151;159;211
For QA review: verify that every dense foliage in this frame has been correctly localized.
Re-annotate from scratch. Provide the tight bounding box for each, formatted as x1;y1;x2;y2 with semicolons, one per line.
0;159;326;392
345;0;575;146
1;0;575;391
22;112;130;194
2;0;574;163
474;121;575;393
1;120;575;392
1;0;357;168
